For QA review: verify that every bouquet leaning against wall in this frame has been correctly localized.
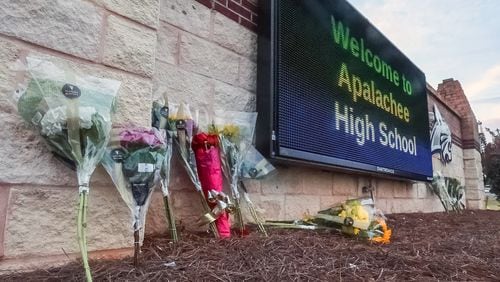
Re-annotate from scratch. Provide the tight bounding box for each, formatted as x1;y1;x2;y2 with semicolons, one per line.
13;56;120;282
152;98;177;242
213;110;268;236
167;102;219;238
101;127;165;266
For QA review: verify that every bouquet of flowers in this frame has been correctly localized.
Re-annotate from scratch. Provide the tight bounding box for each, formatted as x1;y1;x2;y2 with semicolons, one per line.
14;57;120;281
267;197;392;244
427;172;465;212
167;103;219;238
152;99;177;242
212;111;268;235
192;131;232;238
101;127;165;266
238;145;276;235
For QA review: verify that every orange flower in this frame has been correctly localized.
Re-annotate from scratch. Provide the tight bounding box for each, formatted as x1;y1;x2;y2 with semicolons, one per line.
371;219;392;244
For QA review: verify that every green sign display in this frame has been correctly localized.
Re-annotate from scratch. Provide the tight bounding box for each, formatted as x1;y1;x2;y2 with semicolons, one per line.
257;0;433;181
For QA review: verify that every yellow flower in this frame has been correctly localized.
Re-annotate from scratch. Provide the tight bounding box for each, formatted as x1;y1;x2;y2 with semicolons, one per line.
355;206;369;220
221;124;240;140
353;228;360;235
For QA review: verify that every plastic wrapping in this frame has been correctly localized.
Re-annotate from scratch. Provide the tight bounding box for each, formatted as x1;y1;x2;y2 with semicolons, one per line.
268;197;392;244
192;132;230;238
240;145;276;179
166;102;219;238
102;127;165;236
13;56;120;281
15;57;120;191
213;111;267;235
214;110;257;201
152;99;177;242
428;172;465;212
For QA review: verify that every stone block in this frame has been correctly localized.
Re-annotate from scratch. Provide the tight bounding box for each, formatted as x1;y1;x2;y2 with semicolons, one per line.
319;195;348;210
0;0;102;61
422;197;445;212
179;32;239;85
261;167;303;195
238;57;257;92
145;191;168;235
332;173;357;196
356;177;377;197
156;22;179;65
154;61;214;109
213;13;257;60
284;195;320;220
101;0;160;28
241;179;261;194
0;185;10;258
302;170;333;196
214;80;256;111
0;110;77;186
415;183;430;199
466;199;485;209
242;193;285;221
389;199;419;213
4;185;130;257
0;38;21;100
393;181;417;198
103;15;157;77
376;179;394;198
171;190;205;218
111;73;153;127
159;0;211;39
168;157;197;191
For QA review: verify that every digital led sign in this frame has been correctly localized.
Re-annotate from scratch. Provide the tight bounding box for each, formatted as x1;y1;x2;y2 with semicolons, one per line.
256;0;433;181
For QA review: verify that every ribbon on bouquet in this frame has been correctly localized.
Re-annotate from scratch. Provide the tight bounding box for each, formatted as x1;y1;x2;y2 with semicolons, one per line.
197;189;235;226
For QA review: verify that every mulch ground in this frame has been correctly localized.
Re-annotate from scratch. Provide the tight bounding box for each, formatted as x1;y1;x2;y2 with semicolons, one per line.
2;210;499;281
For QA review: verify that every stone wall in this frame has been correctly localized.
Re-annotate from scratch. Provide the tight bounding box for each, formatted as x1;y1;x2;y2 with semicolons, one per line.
0;0;484;271
0;0;160;270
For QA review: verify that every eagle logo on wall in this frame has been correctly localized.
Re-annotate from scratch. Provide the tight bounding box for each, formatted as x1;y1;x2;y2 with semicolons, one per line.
430;104;452;164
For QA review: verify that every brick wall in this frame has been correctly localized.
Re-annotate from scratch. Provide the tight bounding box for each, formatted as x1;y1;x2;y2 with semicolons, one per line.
196;0;258;32
437;79;481;150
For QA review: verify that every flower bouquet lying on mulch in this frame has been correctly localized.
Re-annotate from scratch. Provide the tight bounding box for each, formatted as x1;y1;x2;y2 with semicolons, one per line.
266;197;392;243
14;56;120;281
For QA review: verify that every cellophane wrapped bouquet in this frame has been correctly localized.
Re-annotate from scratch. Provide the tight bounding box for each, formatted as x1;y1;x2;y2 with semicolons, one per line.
267;197;392;244
212;110;268;236
166;102;220;238
13;56;120;281
152;98;177;242
101;127;165;266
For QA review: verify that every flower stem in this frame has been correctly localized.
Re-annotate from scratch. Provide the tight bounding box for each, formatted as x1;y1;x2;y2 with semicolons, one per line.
133;228;140;267
77;192;92;282
163;195;178;242
233;198;245;236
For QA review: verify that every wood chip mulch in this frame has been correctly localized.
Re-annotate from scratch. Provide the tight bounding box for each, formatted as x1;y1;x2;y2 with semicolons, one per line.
1;210;499;281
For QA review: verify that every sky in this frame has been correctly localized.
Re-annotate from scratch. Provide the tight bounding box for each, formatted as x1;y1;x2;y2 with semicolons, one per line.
349;0;500;139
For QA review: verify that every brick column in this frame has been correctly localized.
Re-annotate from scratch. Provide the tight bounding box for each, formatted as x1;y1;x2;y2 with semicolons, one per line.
437;79;485;209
